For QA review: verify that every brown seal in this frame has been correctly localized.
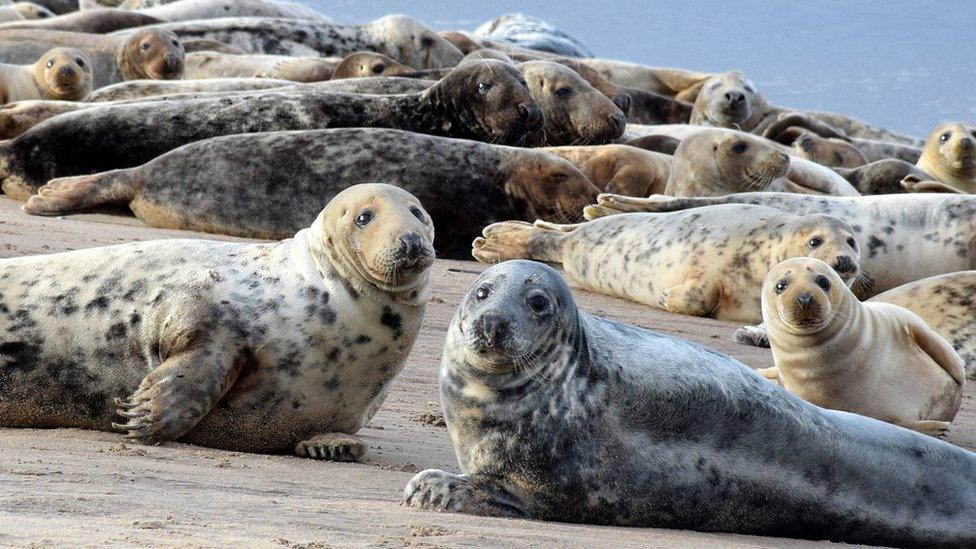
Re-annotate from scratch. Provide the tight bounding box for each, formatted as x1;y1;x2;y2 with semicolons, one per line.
917;122;976;194
541;144;670;196
0;47;92;103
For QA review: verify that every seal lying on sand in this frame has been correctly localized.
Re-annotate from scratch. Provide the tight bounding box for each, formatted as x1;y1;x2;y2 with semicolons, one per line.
759;258;965;437
24;128;598;259
591;192;976;297
0;60;543;197
135;15;463;69
0;184;434;460
0;28;183;87
0;47;92;103
472;204;859;323
403;260;976;547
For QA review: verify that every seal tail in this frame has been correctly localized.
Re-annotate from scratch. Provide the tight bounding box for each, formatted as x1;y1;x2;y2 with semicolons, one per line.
22;170;137;216
471;220;572;265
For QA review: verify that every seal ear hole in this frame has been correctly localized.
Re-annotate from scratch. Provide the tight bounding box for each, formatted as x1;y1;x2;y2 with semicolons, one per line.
774;280;789;295
355;209;374;228
526;293;550;314
808;237;823;248
815;275;831;292
475;286;490;301
731;141;748;154
409;206;425;222
846;237;857;250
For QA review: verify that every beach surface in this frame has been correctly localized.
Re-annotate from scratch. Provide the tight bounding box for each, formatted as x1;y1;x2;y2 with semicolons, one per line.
1;196;973;547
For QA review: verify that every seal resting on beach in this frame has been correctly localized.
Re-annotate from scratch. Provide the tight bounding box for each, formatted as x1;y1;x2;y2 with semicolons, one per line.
916;122;976;194
403;260;976;546
0;47;92;103
0;184;434;460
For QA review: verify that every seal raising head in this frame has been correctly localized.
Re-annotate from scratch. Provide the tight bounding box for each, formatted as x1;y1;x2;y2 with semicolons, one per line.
118;29;185;80
918;122;976;193
35;47;93;101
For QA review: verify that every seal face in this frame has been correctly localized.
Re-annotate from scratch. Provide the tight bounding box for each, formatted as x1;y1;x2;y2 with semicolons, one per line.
404;260;976;546
917;122;976;193
0;183;434;459
33;47;93;101
118;28;185;80
762;258;965;437
329;52;413;80
666;130;790;196
691;71;768;131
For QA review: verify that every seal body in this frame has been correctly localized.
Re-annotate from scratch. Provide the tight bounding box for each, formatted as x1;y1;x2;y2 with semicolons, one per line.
917;122;976;193
0;47;91;103
0;184;434;458
0;9;162;33
577;58;713;101
403;260;976;546
135;0;330;22
0;60;543;197
473;13;592;57
136;15;463;69
761;258;965;436
472;205;859;323
89;76;292;102
594;192;976;297
25;128;599;259
183;51;335;82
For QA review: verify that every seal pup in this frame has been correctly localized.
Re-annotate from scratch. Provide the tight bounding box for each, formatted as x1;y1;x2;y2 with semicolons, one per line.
0;183;434;459
0;60;544;197
183;51;335;82
666;130;860;197
472;205;859;323
916;122;976;194
0;8;161;33
0;47;92;103
404;260;976;546
541;144;671;196
0;28;184;88
135;15;464;69
759;258;964;436
25;128;598;259
834;158;930;195
591;192;976;297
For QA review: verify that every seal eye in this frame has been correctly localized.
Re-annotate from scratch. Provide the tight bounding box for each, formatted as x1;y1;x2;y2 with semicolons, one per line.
846;237;857;249
409;206;425;222
527;293;549;313
808;237;823;248
731;141;748;154
371;63;385;74
141;43;152;51
420;36;434;47
939;132;951;144
355;210;373;227
554;87;573;98
774;280;788;294
477;82;492;93
815;275;831;292
76;59;85;68
171;40;179;47
475;286;490;300
46;59;55;69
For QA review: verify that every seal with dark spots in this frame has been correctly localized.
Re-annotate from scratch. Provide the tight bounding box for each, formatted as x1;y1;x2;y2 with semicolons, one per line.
0;183;434;460
131;0;331;23
0;8;162;33
834;158;930;195
183;50;336;82
132;15;463;69
758;258;964;437
404;260;976;546
541;144;671;196
0;60;543;198
593;192;976;297
25;128;599;259
0;47;92;103
472;204;859;323
917;122;976;194
0;28;184;88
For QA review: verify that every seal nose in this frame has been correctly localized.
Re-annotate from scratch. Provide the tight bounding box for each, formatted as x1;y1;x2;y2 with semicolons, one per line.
479;314;509;349
725;90;745;105
398;232;426;260
961;137;973;151
796;293;815;307
834;256;856;274
613;93;632;115
608;112;627;133
58;66;74;78
518;102;543;130
164;52;182;73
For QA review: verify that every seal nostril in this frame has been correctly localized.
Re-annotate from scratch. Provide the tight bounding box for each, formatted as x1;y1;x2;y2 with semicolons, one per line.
480;314;509;348
609;113;626;130
614;94;632;115
59;67;74;78
796;293;814;307
962;138;973;150
399;233;425;259
834;256;855;273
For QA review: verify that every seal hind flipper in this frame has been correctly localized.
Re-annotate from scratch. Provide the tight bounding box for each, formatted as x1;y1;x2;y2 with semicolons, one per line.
294;432;366;462
909;320;967;386
404;469;527;518
594;193;723;214
900;175;967;194
23;170;137;216
472;220;568;264
733;323;771;348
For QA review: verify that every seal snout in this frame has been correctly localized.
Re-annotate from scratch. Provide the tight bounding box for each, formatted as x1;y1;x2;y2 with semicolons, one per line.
613;94;632;116
607;112;627;135
476;313;510;351
833;255;857;275
58;66;74;79
395;232;434;270
518;102;544;131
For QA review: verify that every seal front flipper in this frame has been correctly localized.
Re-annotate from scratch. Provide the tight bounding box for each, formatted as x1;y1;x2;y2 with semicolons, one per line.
112;347;244;445
892;419;952;438
909;319;966;386
761;112;848;142
733;323;770;348
294;432;366;462
471;220;569;264
593;193;725;214
403;469;526;518
23;169;137;216
658;279;720;317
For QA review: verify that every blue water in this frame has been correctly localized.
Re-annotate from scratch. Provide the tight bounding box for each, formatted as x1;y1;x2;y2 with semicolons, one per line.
302;0;975;139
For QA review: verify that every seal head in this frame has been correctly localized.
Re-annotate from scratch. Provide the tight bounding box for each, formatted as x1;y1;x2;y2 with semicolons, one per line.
692;71;768;130
918;122;976;192
368;15;464;69
34;47;93;101
118;29;185;81
763;257;846;334
329;52;413;80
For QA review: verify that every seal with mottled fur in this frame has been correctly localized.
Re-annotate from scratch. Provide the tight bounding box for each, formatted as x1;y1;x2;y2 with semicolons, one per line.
183;51;335;82
329;51;413;80
758;258;964;437
134;15;463;69
403;260;976;546
0;183;433;459
917;122;976;194
89;76;292;102
25;128;598;259
592;192;976;297
0;8;161;33
472;204;859;323
0;28;183;88
0;47;91;103
0;60;543;198
132;0;330;23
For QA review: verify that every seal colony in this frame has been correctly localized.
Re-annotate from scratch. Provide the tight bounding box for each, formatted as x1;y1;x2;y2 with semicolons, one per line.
1;4;975;547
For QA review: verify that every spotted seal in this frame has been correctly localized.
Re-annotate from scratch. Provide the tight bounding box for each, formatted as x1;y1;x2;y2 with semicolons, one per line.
592;192;976;297
133;15;463;69
131;0;330;22
541;144;671;196
917;122;976;194
0;47;92;103
758;257;964;437
183;51;336;82
0;183;434;459
0;8;161;33
472;204;859;323
403;260;976;546
0;60;543;198
89;76;292;101
24;127;598;259
0;28;184;88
